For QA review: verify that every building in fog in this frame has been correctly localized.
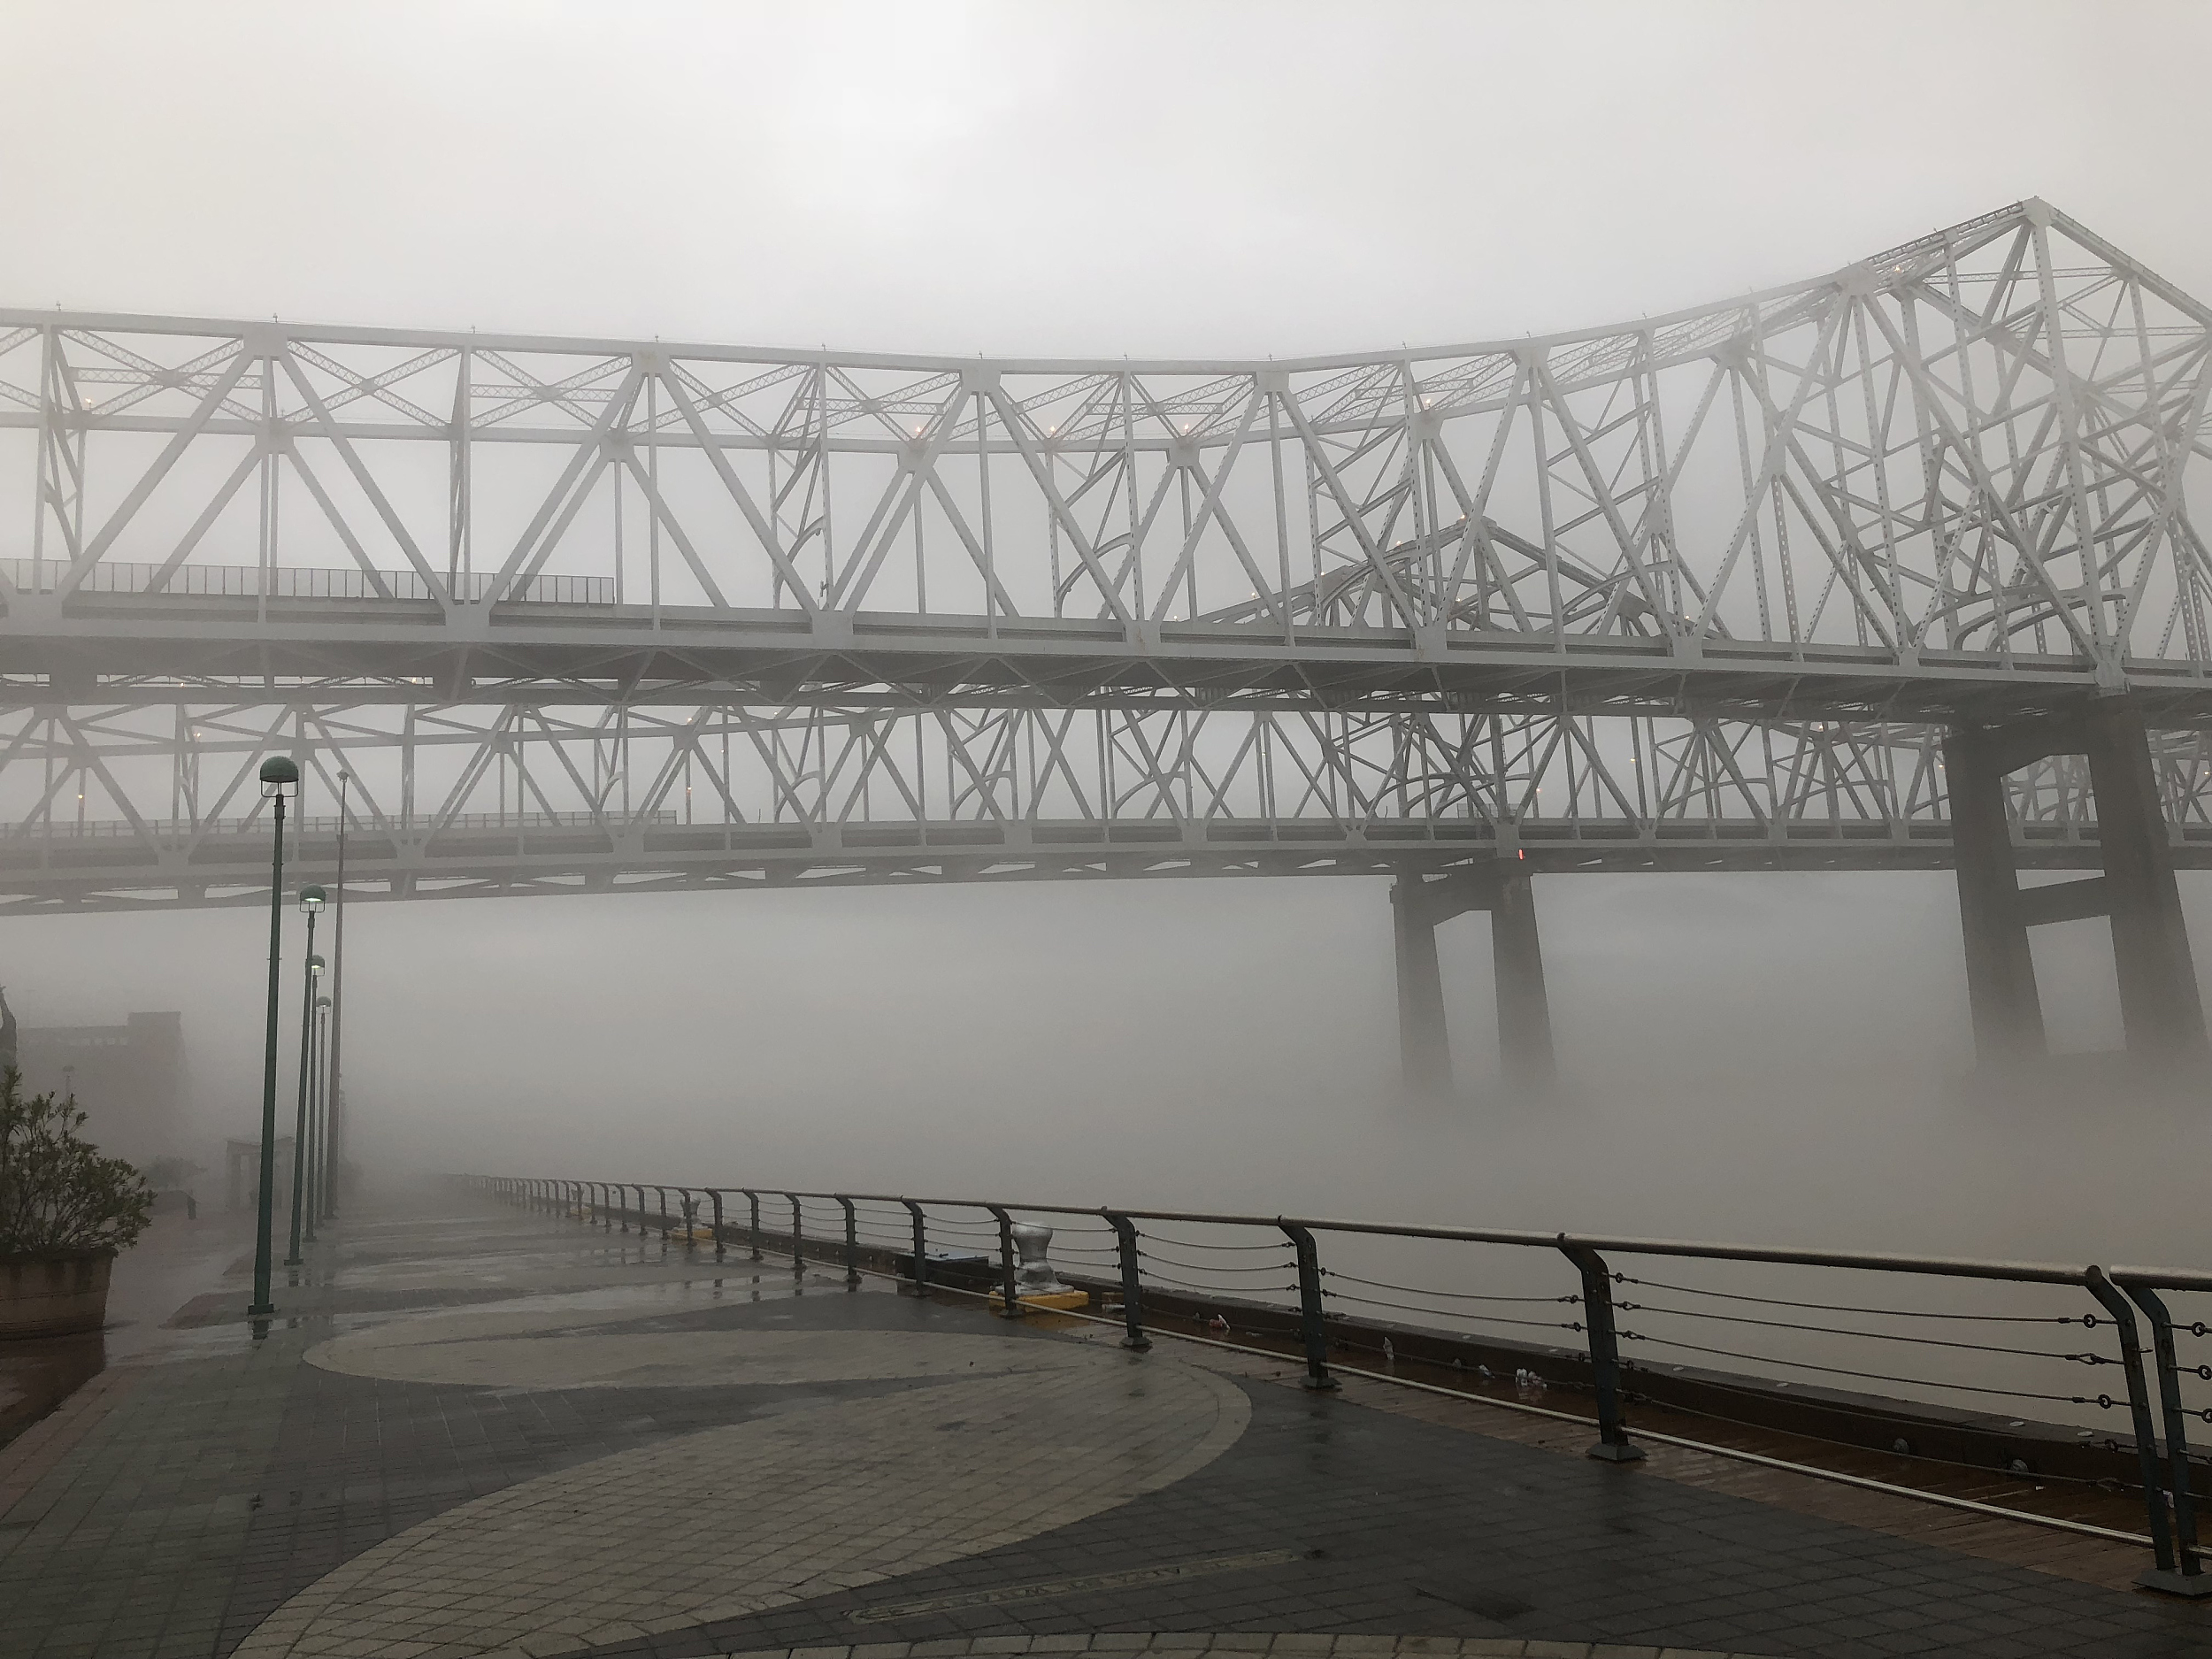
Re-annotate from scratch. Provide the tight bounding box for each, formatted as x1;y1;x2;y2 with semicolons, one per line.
2;993;187;1167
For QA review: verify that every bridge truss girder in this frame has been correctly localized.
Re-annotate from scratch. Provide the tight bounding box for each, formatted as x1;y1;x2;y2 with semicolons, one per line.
4;200;2211;726
1;700;2204;912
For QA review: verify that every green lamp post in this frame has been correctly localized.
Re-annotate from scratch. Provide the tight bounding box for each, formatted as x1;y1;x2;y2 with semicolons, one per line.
249;756;301;1320
310;992;333;1239
285;898;325;1266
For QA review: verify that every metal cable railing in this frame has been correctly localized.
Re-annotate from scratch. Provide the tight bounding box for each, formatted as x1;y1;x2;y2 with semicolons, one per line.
473;1172;2212;1596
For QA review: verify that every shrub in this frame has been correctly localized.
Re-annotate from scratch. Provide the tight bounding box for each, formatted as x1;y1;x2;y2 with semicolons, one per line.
0;1067;155;1257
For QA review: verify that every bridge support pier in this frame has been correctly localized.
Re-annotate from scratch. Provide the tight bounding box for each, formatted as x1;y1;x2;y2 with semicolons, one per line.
1947;700;2206;1077
1946;727;2045;1067
1391;866;1555;1097
1392;881;1452;1094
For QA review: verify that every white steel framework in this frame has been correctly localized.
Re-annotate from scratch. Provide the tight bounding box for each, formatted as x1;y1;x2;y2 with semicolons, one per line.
4;700;2208;911
4;200;2210;725
3;199;2211;914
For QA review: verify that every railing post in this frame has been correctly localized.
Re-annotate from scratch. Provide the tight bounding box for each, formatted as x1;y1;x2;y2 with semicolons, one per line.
2085;1267;2181;1582
902;1200;927;1294
1559;1240;1644;1463
2123;1279;2212;1595
708;1189;726;1260
569;1180;581;1217
599;1182;613;1229
655;1186;671;1240
675;1187;695;1247
634;1184;649;1233
987;1205;1024;1318
1104;1210;1149;1352
1279;1223;1337;1390
742;1189;762;1261
837;1195;861;1290
789;1194;804;1272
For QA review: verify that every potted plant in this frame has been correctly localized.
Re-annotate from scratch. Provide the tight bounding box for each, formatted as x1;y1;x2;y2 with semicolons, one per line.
0;1067;154;1339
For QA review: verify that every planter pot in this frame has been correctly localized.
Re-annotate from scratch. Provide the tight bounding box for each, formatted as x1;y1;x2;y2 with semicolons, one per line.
0;1252;114;1340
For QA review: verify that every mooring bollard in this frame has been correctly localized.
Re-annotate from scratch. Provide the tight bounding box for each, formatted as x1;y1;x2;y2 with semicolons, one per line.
1279;1222;1337;1390
1103;1211;1149;1351
1558;1240;1643;1463
1010;1223;1071;1296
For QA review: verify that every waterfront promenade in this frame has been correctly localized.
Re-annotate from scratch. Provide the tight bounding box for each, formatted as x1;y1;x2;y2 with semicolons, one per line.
1;1189;2208;1659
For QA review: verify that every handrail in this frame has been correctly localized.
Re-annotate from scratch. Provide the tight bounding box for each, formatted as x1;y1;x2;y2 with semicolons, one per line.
474;1172;2212;1599
522;1181;2142;1285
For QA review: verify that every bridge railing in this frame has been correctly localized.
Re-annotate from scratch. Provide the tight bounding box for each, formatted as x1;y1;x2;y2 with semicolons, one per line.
0;557;614;606
471;1172;2212;1597
0;808;680;841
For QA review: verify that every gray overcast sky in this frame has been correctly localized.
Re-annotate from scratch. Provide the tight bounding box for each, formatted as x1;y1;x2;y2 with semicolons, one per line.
8;1;2211;1254
9;2;2210;357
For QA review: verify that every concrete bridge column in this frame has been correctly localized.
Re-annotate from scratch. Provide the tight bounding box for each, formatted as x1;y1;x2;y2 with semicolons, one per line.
1947;701;2206;1078
1392;877;1451;1095
1944;726;2045;1069
1492;872;1555;1091
2082;701;2207;1064
1391;866;1555;1097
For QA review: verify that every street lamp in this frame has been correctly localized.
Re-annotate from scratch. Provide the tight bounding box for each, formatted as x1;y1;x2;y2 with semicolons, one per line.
326;768;349;1221
285;904;325;1266
311;993;333;1238
249;755;301;1320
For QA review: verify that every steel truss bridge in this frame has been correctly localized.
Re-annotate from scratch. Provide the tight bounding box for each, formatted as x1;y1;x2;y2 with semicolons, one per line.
5;198;2211;1078
4;703;2211;910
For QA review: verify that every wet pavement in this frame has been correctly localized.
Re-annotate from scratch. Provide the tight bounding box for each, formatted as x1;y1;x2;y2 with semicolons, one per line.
0;1187;2208;1659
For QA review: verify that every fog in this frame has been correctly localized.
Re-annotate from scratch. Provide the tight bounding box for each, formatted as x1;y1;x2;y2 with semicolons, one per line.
6;1;2211;1271
12;868;2212;1271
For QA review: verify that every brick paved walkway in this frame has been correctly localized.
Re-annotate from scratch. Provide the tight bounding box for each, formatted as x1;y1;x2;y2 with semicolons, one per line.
0;1190;2207;1659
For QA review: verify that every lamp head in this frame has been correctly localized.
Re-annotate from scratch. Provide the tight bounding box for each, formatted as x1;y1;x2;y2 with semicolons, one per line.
308;953;326;977
316;995;333;1010
258;755;301;799
298;883;326;916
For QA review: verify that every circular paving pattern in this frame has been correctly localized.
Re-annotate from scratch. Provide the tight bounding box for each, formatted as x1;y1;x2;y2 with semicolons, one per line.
242;1336;1248;1658
310;1310;1093;1390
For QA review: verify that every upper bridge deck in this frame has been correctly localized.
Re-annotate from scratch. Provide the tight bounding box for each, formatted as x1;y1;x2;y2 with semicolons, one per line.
5;200;2211;724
